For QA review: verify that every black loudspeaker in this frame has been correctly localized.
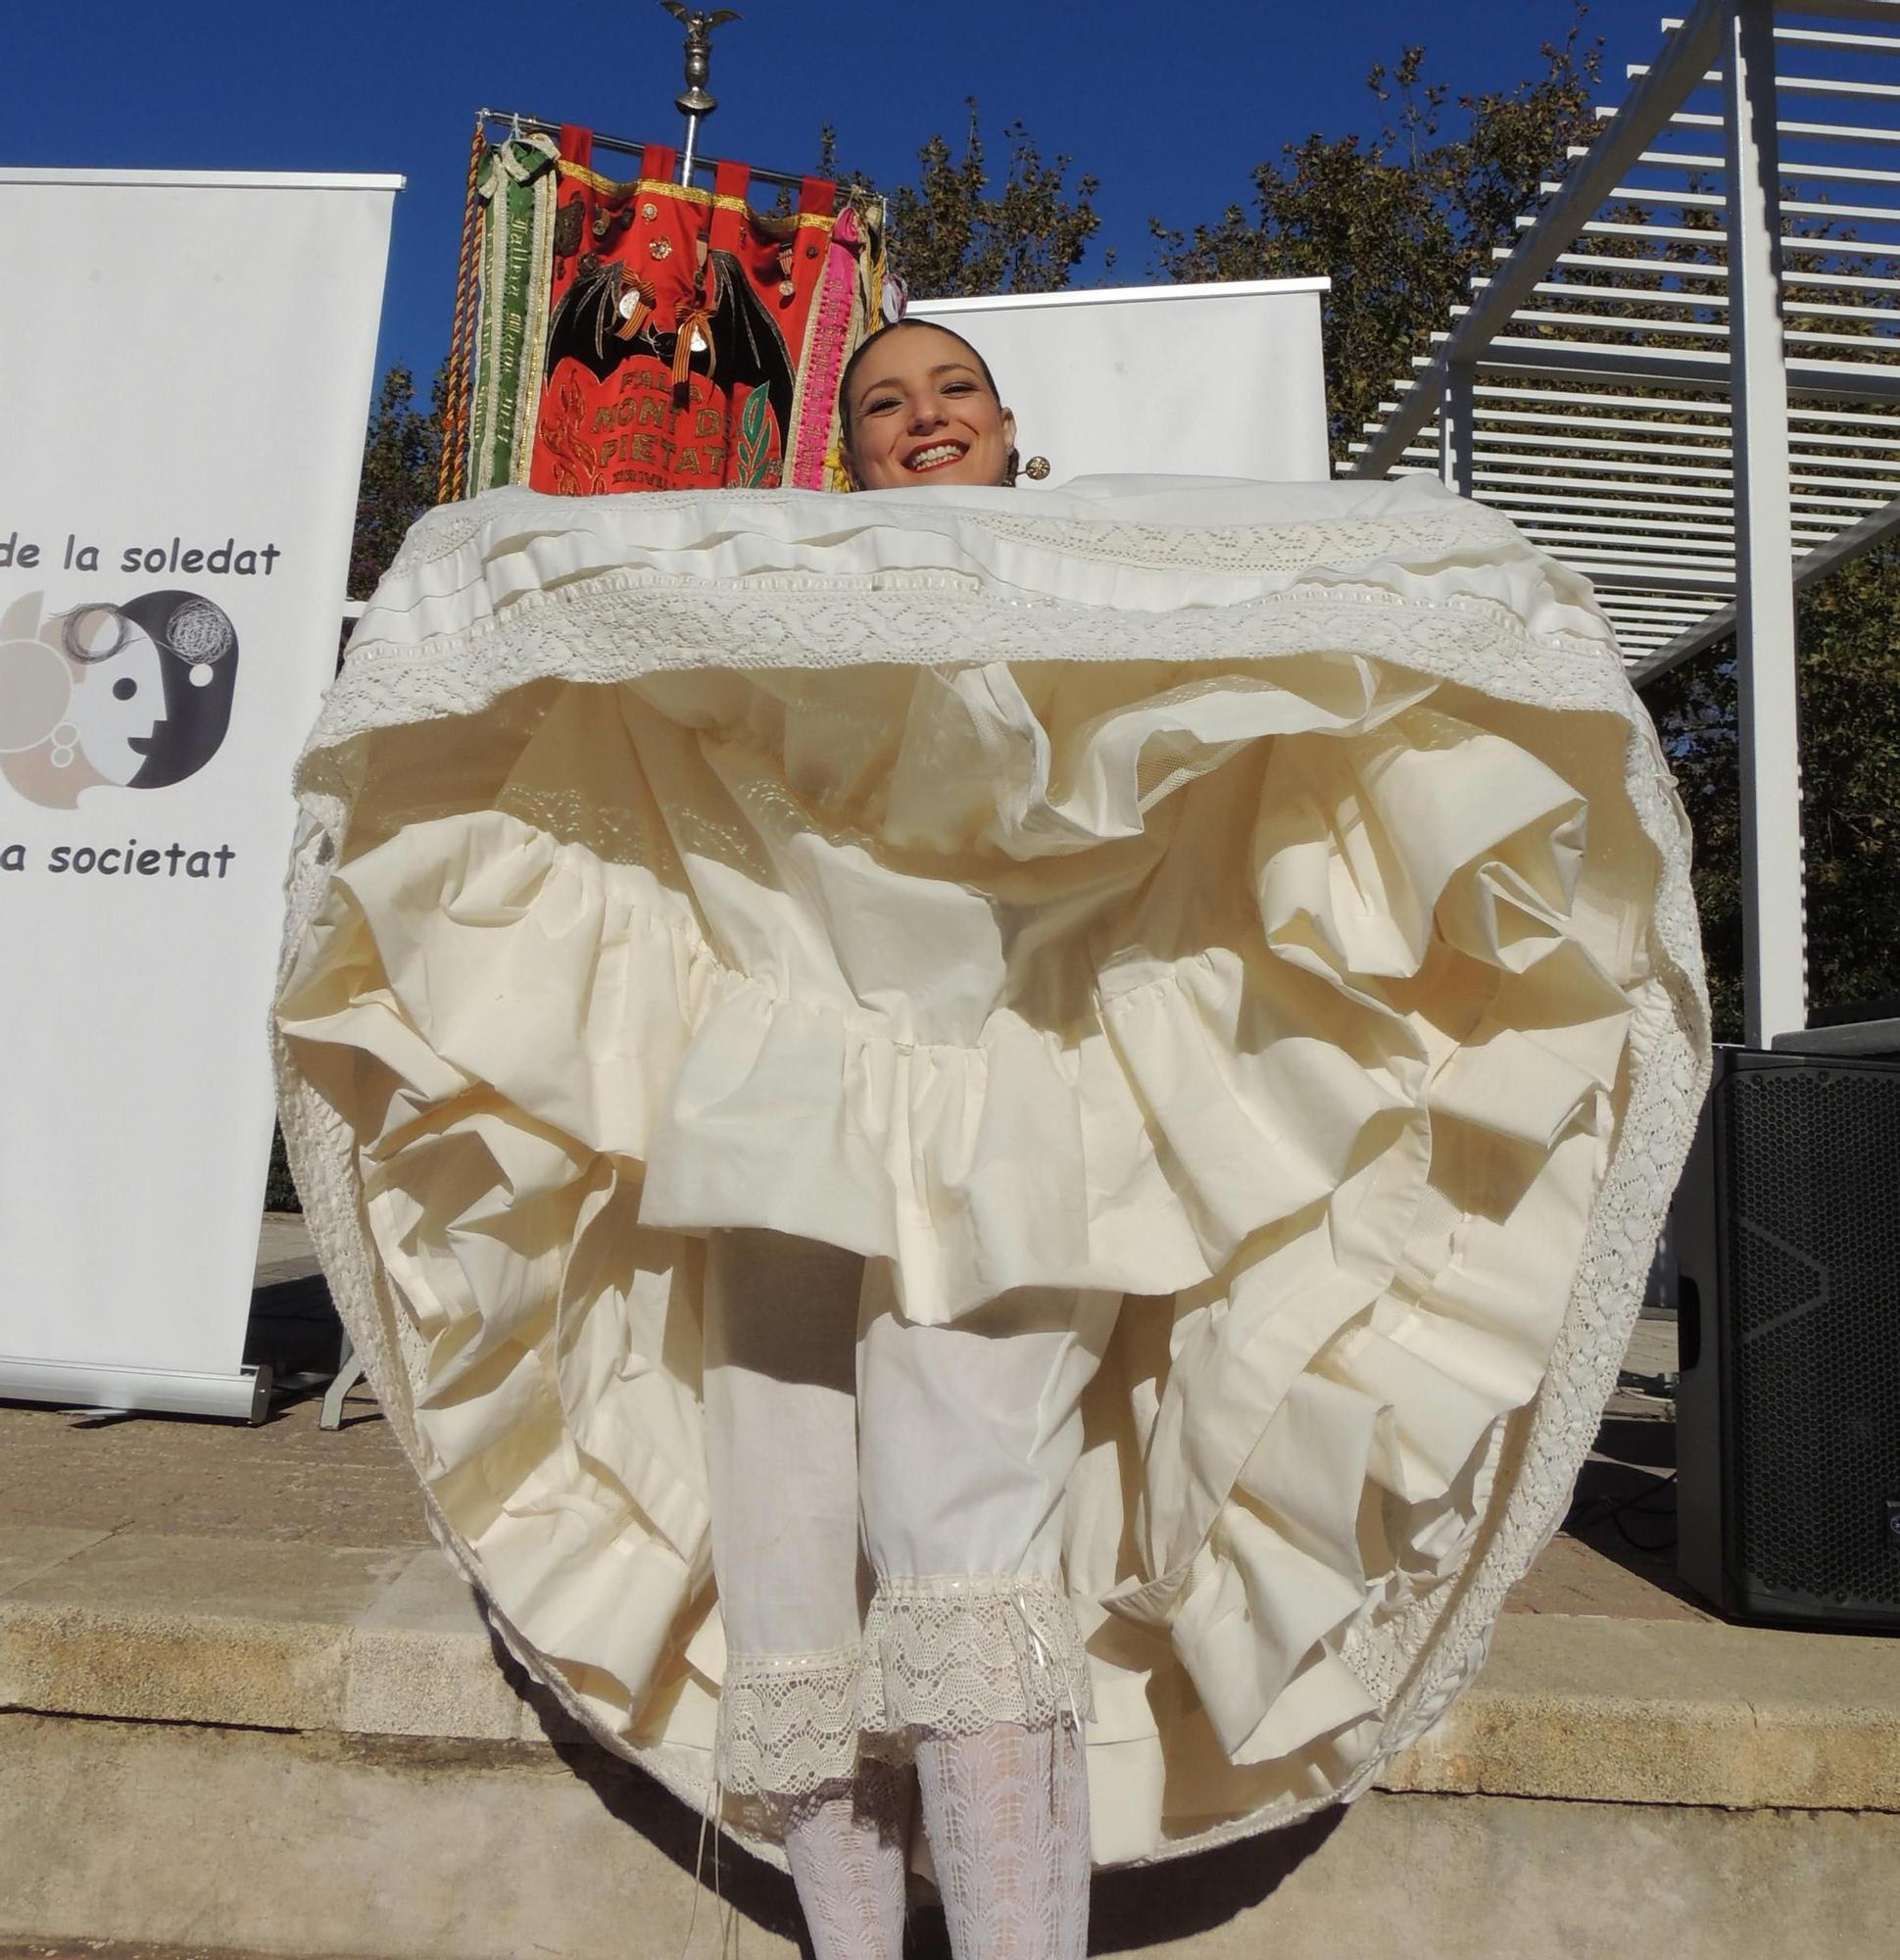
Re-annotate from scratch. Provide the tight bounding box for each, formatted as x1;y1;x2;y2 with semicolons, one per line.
1674;1046;1900;1631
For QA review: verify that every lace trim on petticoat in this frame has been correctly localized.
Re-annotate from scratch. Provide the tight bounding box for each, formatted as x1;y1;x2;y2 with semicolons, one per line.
302;580;1632;808
963;506;1506;572
859;1573;1093;1743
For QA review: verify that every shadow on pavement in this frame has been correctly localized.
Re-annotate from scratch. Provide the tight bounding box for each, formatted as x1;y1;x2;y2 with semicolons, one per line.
489;1618;1346;1960
1565;1411;1698;1609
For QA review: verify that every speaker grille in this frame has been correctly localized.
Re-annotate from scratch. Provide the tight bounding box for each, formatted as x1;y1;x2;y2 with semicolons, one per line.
1725;1062;1900;1609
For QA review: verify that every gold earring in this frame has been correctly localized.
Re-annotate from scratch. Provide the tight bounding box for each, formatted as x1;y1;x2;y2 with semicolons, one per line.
1024;456;1050;480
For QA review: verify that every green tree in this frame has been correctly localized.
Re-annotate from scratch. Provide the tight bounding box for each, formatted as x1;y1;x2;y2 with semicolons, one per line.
1642;651;1742;1040
1649;555;1900;1044
1797;551;1900;1021
1150;22;1602;459
349;363;446;602
822;103;1109;300
268;362;450;1212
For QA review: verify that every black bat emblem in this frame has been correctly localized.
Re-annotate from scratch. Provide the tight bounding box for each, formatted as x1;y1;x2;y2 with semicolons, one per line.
542;248;798;447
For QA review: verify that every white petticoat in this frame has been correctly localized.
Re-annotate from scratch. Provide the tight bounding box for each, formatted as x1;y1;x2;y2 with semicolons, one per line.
272;473;1709;1868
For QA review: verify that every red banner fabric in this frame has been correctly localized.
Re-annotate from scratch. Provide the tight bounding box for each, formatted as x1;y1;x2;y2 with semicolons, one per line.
531;133;844;496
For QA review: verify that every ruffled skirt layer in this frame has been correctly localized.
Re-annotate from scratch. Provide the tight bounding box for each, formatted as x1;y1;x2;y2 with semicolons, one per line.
273;480;1708;1866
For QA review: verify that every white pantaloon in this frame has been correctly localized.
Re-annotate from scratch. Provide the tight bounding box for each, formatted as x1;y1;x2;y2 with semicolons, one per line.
702;1228;1116;1796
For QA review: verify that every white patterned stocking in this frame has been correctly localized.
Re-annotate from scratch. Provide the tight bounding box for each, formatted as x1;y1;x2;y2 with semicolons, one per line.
780;1759;914;1960
914;1721;1091;1960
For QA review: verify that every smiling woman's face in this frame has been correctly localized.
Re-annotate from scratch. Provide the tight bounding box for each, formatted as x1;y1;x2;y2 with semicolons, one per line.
844;324;1016;490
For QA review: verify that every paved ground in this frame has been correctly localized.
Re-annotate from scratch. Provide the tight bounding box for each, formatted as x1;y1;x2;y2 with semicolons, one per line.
15;1221;1900;1960
0;1946;334;1959
0;1214;1706;1629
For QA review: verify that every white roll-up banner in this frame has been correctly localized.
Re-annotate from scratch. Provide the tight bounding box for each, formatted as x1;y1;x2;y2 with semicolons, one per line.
908;277;1332;483
0;169;399;1420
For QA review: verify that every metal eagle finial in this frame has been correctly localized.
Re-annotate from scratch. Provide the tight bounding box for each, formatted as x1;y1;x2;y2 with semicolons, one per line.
660;3;743;116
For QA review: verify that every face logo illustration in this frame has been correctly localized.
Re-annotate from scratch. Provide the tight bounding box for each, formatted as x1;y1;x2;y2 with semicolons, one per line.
0;589;239;809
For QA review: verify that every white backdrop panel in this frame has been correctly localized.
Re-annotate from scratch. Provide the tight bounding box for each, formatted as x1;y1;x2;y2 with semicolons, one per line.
0;170;397;1415
907;278;1331;483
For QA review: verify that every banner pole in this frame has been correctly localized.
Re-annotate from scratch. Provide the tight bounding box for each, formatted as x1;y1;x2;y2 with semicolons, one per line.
663;3;741;185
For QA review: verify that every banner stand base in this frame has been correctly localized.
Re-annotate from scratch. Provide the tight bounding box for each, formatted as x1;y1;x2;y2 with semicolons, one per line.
0;1358;273;1425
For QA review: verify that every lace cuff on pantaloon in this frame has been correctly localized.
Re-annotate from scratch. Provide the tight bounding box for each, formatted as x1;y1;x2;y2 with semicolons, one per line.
859;1574;1094;1742
715;1577;1095;1796
717;1644;863;1797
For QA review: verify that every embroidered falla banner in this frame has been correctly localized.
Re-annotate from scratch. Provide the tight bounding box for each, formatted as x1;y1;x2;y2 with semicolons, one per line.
513;129;879;498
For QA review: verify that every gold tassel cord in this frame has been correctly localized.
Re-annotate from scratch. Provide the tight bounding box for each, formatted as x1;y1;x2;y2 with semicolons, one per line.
438;114;487;505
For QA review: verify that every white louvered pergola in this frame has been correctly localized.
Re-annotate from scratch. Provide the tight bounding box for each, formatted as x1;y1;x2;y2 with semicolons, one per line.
1348;0;1900;1046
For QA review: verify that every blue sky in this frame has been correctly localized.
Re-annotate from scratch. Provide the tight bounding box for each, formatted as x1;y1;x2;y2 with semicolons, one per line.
11;0;1678;386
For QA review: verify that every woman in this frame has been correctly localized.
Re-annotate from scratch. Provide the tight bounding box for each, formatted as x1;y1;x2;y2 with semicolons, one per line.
274;322;1708;1958
700;320;1104;1959
833;318;1017;489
